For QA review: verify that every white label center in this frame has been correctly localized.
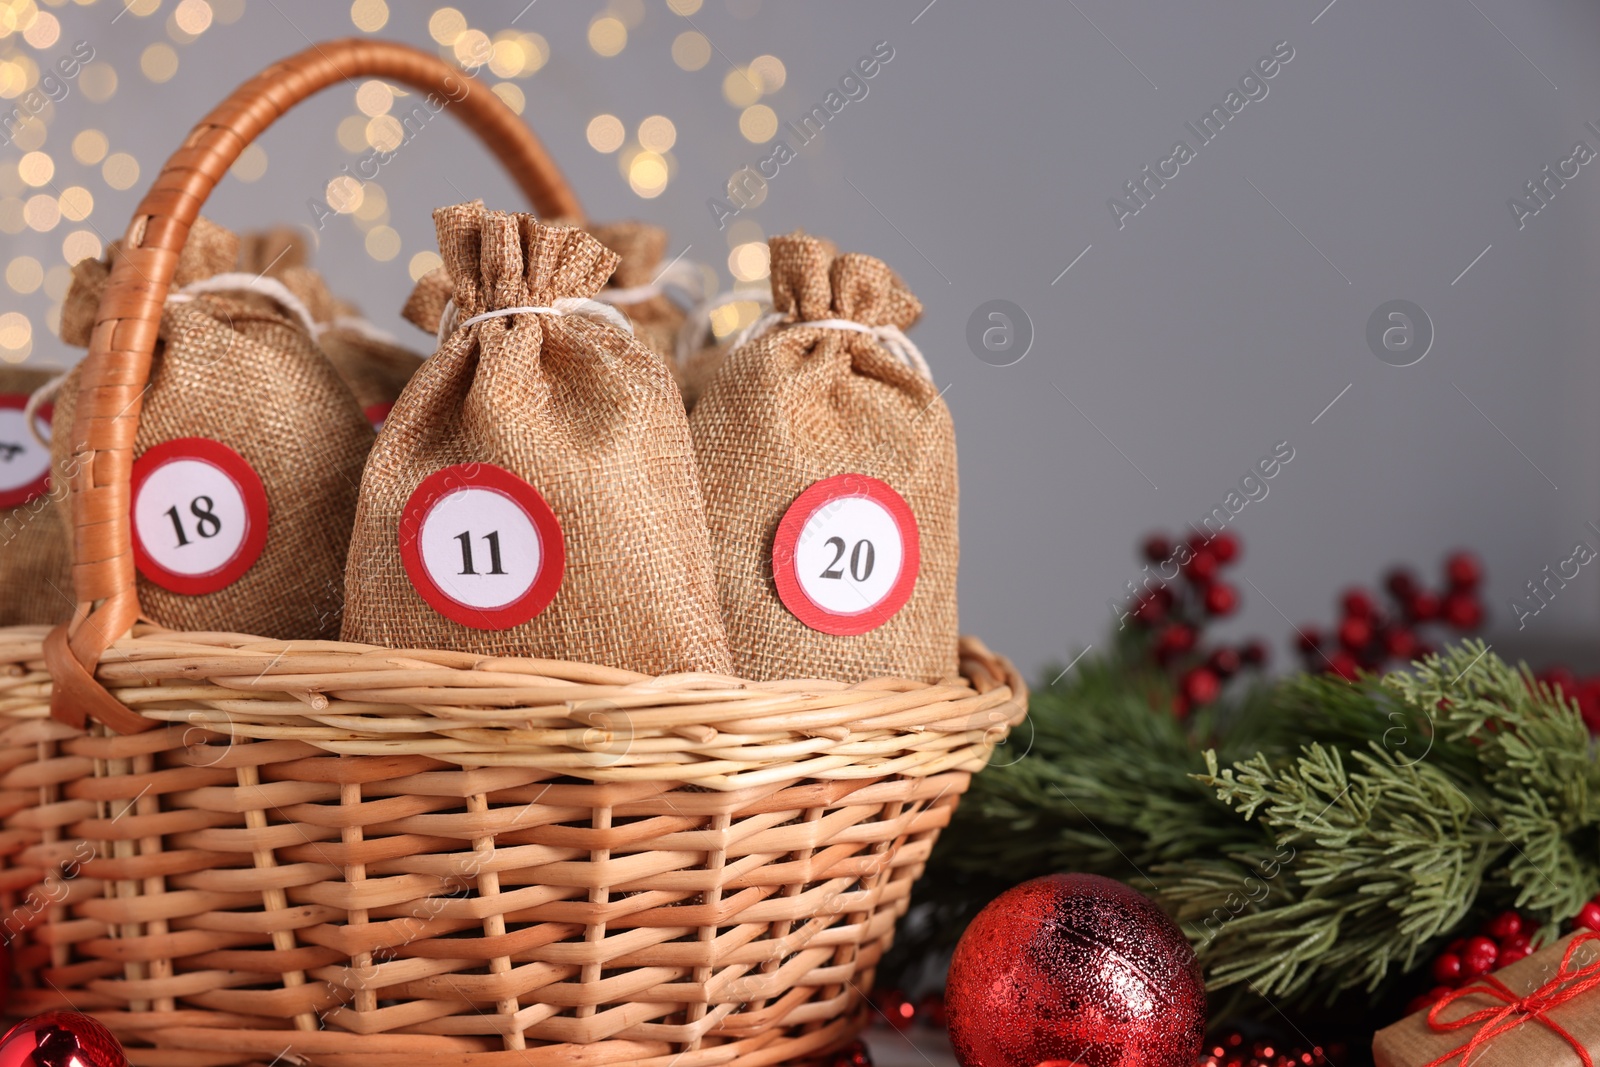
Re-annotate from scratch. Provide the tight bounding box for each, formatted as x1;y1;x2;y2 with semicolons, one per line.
417;486;542;611
132;458;252;577
0;408;50;494
792;495;905;615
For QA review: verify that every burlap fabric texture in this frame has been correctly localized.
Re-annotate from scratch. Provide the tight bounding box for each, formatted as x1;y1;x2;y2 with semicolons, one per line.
54;215;373;639
0;366;72;625
343;202;732;675
236;227;424;416
689;233;959;684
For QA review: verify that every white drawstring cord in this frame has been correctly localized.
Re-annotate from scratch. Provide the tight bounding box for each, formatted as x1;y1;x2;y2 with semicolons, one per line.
22;372;66;448
22;273;329;449
676;289;773;368
591;256;708;309
731;312;932;380
167;272;322;339
435;296;635;348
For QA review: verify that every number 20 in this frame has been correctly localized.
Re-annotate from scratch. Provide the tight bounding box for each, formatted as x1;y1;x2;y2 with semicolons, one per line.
820;536;875;582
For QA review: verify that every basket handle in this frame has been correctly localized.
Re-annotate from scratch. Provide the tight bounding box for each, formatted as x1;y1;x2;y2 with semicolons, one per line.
45;38;583;733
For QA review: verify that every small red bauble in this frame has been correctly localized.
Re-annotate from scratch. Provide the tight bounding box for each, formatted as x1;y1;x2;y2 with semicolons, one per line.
1384;567;1419;601
1296;626;1323;654
1341;589;1376;619
0;1014;128;1067
1407;591;1440;622
1204;582;1239;616
1182;667;1221;706
1430;952;1462;984
1484;910;1522;941
1460;936;1498;977
1208;647;1242;679
1184;550;1219;583
1441;592;1483;630
945;873;1206;1067
1337;617;1372;651
1207;532;1239;563
1328;651;1360;681
1239;639;1267;666
1575;901;1600;932
1142;534;1172;563
1445;551;1482;590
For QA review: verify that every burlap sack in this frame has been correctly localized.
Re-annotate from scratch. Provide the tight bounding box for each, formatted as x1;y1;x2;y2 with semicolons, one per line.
689;233;958;684
0;367;72;625
53;216;373;639
342;202;731;675
236;227;424;421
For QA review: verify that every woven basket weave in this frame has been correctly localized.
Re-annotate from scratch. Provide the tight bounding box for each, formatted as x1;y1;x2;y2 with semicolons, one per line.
0;39;1027;1067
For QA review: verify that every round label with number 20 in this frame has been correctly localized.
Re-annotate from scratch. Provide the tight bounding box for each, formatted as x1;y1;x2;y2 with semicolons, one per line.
772;474;920;636
130;437;269;595
399;463;565;630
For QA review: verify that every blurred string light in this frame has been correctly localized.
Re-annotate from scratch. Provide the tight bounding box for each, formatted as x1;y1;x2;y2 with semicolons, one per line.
229;142;266;182
588;15;625;57
672;31;709;71
587;114;624;153
349;0;387;33
408;250;441;282
72;130;107;165
140;42;178;83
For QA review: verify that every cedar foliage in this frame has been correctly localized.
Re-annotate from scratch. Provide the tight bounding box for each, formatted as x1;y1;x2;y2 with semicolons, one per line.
909;640;1600;1007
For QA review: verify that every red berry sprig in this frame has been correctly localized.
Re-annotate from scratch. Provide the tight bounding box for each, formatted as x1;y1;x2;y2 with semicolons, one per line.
1409;909;1537;1015
1534;666;1600;735
1297;551;1486;680
1126;531;1268;718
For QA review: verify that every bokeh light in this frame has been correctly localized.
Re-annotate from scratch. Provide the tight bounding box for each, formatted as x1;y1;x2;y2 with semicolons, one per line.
428;7;465;45
672;31;709;71
140;43;178;83
355;79;393;117
350;0;388;32
729;241;771;282
722;68;761;107
56;186;91;221
173;0;213;36
588;16;626;57
17;151;51;187
491;82;524;114
23;193;58;232
586;114;624;153
628;151;668;198
739;104;777;143
364;225;400;261
749;54;786;92
6;256;42;295
230;143;267;182
325;175;364;215
102;153;140;190
79;63;117;103
408;250;442;282
61;230;100;264
667;0;703;14
638;115;676;152
72;129;108;166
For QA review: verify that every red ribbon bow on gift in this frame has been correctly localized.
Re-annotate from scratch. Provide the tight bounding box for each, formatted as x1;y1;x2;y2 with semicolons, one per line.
1424;931;1600;1067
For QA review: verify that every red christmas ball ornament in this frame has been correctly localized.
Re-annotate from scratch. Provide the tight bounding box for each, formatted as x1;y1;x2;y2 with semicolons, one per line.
1431;951;1462;984
945;874;1206;1067
1208;647;1242;679
1406;591;1440;622
1384;567;1420;601
1295;626;1323;654
1575;901;1600;932
1239;639;1267;667
1327;651;1361;681
1484;910;1522;941
0;1014;128;1067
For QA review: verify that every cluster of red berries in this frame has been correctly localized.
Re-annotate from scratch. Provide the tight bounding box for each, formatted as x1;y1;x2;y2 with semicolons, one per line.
1535;667;1600;735
1295;552;1486;680
1197;1031;1342;1067
1409;909;1540;1014
1129;531;1269;716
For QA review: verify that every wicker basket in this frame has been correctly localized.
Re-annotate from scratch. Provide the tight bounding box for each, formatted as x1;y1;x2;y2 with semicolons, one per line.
0;39;1028;1067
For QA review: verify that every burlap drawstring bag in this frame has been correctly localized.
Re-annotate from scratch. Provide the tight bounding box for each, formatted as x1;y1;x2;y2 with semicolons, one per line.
53;215;373;639
0;367;71;625
689;233;958;684
403;219;706;401
236;227;424;427
343;202;731;675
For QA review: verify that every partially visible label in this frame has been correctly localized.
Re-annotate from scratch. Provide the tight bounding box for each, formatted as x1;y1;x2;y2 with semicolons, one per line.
130;437;269;595
399;463;564;630
772;473;920;636
0;395;51;509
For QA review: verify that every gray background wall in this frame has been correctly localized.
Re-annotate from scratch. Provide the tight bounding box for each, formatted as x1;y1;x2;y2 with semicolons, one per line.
7;0;1600;681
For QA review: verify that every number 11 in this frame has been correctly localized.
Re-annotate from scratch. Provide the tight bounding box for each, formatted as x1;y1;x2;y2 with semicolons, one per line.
455;530;507;575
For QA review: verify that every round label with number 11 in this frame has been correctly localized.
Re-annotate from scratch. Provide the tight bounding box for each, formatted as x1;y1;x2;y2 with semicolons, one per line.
399;463;565;630
772;473;921;636
130;437;269;595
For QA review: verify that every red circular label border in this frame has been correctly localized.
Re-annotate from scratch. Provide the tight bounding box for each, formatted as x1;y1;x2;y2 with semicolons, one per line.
771;474;921;637
398;463;565;631
0;394;52;509
130;437;270;596
364;402;393;431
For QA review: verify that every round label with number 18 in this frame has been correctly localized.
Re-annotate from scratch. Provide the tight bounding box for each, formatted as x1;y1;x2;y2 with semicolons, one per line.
772;473;921;636
399;463;565;630
130;437;269;595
